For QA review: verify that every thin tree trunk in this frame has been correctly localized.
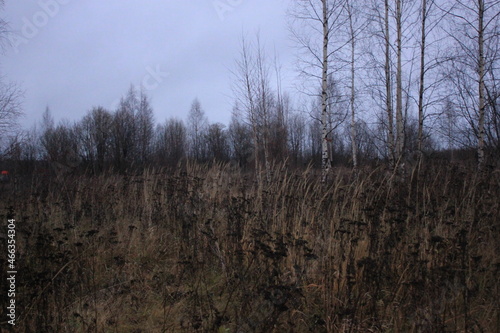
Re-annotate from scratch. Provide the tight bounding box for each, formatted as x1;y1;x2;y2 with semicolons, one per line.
417;0;427;158
385;0;395;168
321;0;331;182
239;37;262;184
477;0;486;169
263;115;272;182
395;0;404;165
256;37;272;183
244;57;261;183
252;123;262;184
347;0;358;169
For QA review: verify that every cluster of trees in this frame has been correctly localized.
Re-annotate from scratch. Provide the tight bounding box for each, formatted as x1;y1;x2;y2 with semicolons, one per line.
0;0;499;177
286;0;499;179
2;84;366;174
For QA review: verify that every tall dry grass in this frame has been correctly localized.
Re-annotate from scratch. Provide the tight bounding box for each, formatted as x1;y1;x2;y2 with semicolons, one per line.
0;162;498;332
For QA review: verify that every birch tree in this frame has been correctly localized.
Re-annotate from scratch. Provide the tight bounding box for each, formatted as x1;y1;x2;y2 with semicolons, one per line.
255;35;273;181
446;0;500;169
417;0;443;157
384;0;396;167
366;0;417;169
344;0;367;169
347;0;358;168
232;36;261;182
320;0;335;181
395;0;405;164
289;0;346;182
232;34;276;182
417;0;429;157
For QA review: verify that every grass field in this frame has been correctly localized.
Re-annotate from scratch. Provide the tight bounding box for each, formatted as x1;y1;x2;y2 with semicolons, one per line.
1;162;499;332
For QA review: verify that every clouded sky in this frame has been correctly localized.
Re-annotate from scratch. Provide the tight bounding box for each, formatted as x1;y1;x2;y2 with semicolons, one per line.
2;0;294;128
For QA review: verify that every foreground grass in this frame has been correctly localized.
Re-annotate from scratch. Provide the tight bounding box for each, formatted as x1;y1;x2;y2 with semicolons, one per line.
0;162;499;332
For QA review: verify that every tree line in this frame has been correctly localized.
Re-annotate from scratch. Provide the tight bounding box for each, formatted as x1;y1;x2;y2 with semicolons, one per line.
0;0;499;177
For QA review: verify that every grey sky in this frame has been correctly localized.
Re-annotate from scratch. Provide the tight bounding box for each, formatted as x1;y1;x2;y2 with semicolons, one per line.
2;0;294;128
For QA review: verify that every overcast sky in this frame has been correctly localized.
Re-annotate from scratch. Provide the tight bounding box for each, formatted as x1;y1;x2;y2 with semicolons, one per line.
2;0;295;128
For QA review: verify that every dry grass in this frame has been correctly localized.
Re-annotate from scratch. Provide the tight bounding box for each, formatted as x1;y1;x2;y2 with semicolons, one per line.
0;162;499;332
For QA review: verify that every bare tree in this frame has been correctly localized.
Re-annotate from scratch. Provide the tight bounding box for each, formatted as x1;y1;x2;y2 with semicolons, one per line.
0;81;23;140
417;0;429;157
383;0;397;167
416;0;445;159
0;0;8;51
0;6;23;140
76;111;96;167
365;0;419;169
438;97;460;159
320;0;336;181
187;98;208;162
395;0;405;164
18;125;43;163
254;35;274;181
205;122;229;162
345;0;360;168
111;85;154;170
232;35;261;181
287;110;307;167
308;101;323;164
445;0;500;168
289;0;347;182
363;0;396;165
40;110;81;177
78;106;113;172
231;34;277;182
155;118;187;167
136;89;155;164
484;65;500;153
228;111;253;168
112;89;137;170
352;119;379;162
272;55;289;163
307;74;348;164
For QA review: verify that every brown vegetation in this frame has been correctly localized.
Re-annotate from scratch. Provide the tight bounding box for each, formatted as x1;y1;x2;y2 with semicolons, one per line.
0;162;499;332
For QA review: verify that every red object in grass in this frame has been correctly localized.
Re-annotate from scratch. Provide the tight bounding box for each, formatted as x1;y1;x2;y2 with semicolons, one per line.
0;170;9;183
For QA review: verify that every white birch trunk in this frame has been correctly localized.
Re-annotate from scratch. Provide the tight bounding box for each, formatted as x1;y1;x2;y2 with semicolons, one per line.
385;0;395;168
321;0;331;182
